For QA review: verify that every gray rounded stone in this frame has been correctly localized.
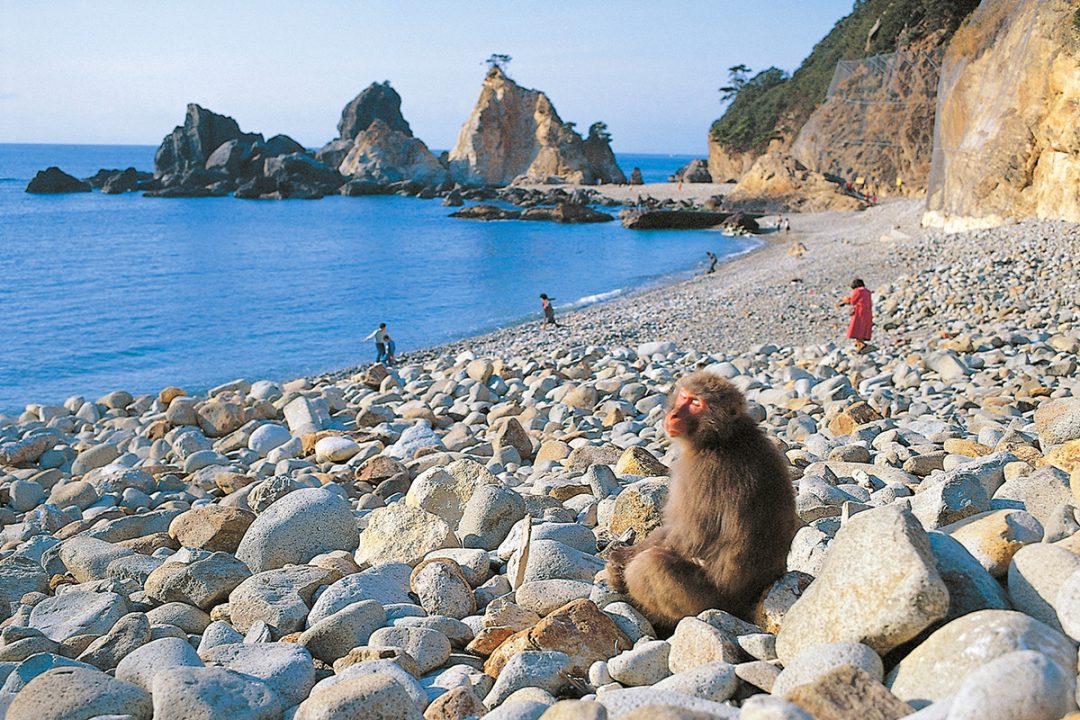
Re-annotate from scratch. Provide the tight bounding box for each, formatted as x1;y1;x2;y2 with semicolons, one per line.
151;666;282;720
948;650;1074;720
6;665;152;720
115;637;204;691
368;626;451;674
299;600;387;664
653;660;740;703
200;641;315;707
235;487;359;573
28;590;127;641
295;671;422;720
772;641;883;697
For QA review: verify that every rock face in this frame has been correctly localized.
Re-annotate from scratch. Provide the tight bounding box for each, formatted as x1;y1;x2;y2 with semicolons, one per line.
924;0;1080;230
149;103;342;199
791;44;944;196
448;66;624;186
335;81;412;141
727;154;866;212
338;119;448;186
154;104;262;180
316;81;415;170
707;138;756;184
25;167;91;194
669;159;712;183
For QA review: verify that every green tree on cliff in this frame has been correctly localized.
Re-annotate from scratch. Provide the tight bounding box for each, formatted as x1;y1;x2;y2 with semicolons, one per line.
588;122;613;143
484;53;512;73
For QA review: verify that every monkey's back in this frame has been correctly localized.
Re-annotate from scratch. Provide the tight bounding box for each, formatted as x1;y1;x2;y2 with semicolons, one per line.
667;416;799;615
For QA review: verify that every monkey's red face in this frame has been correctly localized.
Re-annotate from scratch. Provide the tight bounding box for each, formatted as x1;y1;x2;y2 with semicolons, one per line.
665;388;706;438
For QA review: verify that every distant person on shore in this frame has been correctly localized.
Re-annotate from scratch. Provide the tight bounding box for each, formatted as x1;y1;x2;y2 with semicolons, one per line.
838;278;873;352
788;240;806;258
384;333;397;365
363;322;389;363
705;251;718;274
540;293;561;331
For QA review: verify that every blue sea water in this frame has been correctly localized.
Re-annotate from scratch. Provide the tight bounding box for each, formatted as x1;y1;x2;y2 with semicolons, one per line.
0;144;752;412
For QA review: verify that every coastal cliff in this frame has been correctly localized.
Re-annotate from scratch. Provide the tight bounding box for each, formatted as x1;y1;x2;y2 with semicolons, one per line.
924;0;1080;230
448;66;624;186
789;40;944;196
708;0;978;186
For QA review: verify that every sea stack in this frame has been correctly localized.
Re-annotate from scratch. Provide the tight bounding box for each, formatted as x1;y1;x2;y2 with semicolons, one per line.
317;81;415;170
448;65;625;186
337;118;448;187
148;104;343;199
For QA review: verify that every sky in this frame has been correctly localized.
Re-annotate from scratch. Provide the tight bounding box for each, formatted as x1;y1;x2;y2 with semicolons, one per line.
0;1;854;155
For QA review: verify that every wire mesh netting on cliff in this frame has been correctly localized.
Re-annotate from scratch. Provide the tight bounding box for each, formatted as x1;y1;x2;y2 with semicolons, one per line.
825;49;944;103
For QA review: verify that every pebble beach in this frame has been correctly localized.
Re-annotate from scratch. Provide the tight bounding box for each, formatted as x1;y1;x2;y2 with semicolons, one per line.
1;197;1079;719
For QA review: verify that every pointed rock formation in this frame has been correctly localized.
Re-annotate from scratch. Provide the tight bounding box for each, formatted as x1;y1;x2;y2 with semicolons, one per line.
318;81;413;170
338;119;448;187
448;66;624;186
924;0;1080;230
147;104;341;199
154;104;263;179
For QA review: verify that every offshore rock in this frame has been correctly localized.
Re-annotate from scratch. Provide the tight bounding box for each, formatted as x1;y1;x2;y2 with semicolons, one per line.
337;118;447;186
25;167;91;194
448;66;623;186
154;103;262;179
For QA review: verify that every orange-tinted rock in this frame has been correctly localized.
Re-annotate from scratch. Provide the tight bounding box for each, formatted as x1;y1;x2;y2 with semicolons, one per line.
168;505;256;553
485;599;631;678
787;665;913;720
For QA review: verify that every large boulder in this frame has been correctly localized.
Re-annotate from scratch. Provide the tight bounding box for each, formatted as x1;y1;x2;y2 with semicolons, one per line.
242;152;344;200
235;488;359;572
25;167;91;194
885;609;1078;707
335;81;412;141
669;159;712;183
6;666;152;720
775;505;949;662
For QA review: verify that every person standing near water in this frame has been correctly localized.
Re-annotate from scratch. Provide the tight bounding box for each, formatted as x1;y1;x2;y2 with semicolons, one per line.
363;322;389;362
705;251;718;274
838;279;873;352
540;294;560;331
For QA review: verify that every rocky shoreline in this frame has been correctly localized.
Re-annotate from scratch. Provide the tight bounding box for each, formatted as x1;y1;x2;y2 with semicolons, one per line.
0;202;1078;718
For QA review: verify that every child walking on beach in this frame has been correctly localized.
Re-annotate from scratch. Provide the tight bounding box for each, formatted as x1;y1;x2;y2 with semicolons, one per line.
363;322;389;363
540;293;561;331
705;251;718;274
838;278;873;352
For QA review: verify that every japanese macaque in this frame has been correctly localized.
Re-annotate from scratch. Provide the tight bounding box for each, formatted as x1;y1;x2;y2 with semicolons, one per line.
606;371;799;631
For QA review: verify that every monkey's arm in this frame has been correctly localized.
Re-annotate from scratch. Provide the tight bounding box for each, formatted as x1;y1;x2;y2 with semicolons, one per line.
604;527;670;592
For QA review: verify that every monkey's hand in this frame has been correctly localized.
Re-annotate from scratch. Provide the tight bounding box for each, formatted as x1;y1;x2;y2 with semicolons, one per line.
603;544;638;593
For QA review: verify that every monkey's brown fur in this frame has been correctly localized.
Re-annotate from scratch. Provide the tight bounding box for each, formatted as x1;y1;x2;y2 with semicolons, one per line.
606;371;799;632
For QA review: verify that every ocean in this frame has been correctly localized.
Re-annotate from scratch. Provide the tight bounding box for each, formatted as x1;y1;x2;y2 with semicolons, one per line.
0;144;755;412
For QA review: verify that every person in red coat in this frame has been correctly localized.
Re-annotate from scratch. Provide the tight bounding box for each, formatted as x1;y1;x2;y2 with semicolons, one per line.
838;278;873;352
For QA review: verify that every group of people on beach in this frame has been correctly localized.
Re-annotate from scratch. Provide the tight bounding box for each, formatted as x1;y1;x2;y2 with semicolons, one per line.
364;225;875;365
362;323;396;364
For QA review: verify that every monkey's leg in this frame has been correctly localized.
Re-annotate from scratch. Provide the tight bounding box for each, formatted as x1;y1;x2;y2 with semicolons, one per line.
604;528;669;593
623;546;723;631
